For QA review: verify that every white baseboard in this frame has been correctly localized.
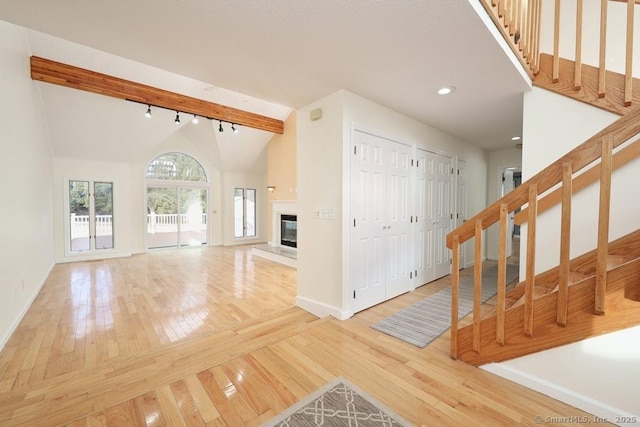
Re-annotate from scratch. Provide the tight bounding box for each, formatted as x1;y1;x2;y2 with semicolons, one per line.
0;261;54;352
56;251;132;263
296;296;352;320
482;363;638;422
464;256;485;269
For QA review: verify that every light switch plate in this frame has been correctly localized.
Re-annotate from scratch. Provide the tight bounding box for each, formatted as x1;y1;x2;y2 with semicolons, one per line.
322;208;336;220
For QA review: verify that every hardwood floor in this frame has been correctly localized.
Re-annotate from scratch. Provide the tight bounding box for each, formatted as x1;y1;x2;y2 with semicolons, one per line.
0;246;596;426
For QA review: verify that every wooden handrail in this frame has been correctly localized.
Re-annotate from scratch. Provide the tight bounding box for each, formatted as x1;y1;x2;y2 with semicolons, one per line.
514;137;640;225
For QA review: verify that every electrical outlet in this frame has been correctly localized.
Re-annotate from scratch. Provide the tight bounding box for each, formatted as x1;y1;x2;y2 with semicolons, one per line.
313;208;321;219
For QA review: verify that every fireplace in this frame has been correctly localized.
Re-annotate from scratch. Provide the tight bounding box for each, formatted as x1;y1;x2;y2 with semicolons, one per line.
280;214;297;248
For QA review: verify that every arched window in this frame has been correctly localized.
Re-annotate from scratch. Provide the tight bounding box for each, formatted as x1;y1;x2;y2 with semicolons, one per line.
145;153;208;249
146;152;207;182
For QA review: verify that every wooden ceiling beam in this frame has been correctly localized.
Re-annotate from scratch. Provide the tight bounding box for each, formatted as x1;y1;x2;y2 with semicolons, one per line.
30;56;284;134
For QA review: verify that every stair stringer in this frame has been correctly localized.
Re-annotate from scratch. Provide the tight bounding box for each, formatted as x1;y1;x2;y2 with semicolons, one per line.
457;257;640;366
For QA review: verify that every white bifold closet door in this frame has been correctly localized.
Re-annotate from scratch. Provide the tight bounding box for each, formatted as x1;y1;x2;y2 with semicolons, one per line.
414;148;453;286
351;130;412;313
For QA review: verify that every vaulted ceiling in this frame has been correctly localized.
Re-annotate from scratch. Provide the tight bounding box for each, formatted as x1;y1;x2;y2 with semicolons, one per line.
0;0;531;171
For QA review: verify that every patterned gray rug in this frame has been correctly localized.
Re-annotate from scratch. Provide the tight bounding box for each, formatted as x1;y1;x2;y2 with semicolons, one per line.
371;264;519;348
261;377;412;427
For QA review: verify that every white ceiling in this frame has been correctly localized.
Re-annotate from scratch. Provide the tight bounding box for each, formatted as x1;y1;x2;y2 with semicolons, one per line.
0;0;531;168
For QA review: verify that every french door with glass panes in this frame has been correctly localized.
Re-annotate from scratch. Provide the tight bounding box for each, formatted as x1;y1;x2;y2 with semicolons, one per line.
68;180;114;252
146;186;208;249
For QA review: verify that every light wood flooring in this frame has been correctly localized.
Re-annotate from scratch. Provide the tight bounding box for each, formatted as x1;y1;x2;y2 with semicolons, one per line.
0;246;596;426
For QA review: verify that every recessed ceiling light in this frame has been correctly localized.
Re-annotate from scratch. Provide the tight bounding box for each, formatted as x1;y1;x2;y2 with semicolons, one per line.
437;86;456;95
512;136;521;141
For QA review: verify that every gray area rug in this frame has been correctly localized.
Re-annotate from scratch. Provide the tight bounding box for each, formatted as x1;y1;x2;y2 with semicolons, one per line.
261;376;413;427
371;264;520;348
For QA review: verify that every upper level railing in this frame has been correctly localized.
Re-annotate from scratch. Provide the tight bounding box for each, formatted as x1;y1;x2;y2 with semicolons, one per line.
481;0;638;112
446;106;640;359
479;0;543;78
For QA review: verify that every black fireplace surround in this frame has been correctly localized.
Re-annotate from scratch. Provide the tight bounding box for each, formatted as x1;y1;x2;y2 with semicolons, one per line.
280;214;297;248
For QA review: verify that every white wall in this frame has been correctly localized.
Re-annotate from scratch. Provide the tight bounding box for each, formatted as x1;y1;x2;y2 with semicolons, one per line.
486;148;522;260
296;90;488;318
297;91;346;317
53;158;132;262
0;21;55;350
484;326;640;419
52;130;225;261
221;171;268;246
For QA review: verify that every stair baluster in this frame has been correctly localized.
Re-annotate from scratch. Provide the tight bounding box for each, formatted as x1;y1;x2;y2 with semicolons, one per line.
497;204;509;345
473;220;483;352
595;136;613;314
558;162;573;326
524;183;538;336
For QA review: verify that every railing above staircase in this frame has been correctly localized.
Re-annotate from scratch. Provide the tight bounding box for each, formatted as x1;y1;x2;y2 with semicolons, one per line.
481;0;639;114
446;105;640;361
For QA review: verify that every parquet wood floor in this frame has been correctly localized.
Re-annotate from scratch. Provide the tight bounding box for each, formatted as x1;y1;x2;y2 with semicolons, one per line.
0;246;596;426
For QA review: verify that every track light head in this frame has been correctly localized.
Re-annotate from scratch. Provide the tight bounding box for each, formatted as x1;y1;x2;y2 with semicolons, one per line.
219;121;224;132
192;114;198;125
145;105;152;118
231;124;238;134
174;111;180;124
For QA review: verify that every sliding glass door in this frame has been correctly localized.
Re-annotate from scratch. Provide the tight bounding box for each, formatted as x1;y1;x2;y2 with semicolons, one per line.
146;186;207;249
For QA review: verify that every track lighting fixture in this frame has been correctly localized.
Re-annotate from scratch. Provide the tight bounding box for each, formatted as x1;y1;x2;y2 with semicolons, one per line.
131;100;238;132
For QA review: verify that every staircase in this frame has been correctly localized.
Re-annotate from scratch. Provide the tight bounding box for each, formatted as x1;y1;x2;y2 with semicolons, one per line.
447;0;640;365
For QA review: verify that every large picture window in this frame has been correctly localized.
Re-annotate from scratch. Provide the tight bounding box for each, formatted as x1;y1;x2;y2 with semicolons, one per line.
68;180;114;252
234;188;256;238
